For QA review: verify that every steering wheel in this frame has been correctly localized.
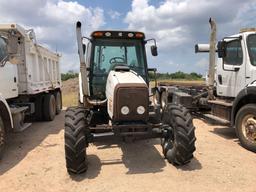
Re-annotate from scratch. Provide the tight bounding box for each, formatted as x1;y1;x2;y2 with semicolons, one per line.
109;57;125;65
109;57;126;71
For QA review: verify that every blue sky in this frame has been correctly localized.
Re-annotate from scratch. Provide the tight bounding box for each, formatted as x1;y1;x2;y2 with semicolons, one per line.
0;0;255;74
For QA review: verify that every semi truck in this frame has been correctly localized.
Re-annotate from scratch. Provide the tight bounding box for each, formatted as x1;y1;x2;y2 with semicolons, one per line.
156;18;256;152
0;24;62;158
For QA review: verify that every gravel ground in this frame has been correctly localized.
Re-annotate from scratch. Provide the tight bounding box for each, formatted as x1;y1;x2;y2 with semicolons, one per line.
0;112;255;192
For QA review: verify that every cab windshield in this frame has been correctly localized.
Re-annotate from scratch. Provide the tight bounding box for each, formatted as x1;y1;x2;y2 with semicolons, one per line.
247;34;256;66
89;39;146;99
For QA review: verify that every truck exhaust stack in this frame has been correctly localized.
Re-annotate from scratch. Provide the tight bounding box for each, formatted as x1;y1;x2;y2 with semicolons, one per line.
76;21;89;98
208;18;216;99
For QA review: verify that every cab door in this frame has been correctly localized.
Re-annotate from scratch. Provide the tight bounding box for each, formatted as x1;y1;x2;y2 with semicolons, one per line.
245;33;256;85
216;37;246;97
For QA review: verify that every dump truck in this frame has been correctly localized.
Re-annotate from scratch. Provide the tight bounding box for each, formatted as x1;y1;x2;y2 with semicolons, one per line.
0;24;62;158
64;22;196;174
156;18;256;152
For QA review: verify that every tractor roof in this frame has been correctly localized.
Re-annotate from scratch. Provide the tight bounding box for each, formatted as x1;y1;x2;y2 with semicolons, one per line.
90;30;145;40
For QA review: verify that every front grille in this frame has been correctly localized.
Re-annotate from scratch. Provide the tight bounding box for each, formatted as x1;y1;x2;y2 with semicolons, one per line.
113;86;149;122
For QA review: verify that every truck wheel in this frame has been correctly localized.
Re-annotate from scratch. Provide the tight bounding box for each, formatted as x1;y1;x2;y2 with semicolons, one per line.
0;114;6;159
161;104;196;165
161;91;168;110
43;94;56;121
235;104;256;152
55;91;62;115
64;107;89;174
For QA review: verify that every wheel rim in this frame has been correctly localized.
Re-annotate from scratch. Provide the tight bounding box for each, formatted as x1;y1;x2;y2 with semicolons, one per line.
161;92;167;109
241;114;256;143
56;93;61;110
153;91;160;105
0;116;5;147
51;96;56;115
162;126;174;154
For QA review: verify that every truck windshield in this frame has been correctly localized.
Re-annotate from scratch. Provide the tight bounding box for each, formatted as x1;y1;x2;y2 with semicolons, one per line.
89;39;147;99
0;37;7;64
247;34;256;66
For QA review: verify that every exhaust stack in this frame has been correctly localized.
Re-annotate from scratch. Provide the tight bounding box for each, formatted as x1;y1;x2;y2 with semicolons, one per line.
208;18;216;99
76;21;107;106
76;21;89;97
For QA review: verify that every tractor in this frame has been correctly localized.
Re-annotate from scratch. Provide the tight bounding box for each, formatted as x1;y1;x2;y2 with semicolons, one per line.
64;21;196;174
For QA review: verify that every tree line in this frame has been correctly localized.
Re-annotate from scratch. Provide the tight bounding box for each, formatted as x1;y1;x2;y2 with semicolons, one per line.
61;71;203;81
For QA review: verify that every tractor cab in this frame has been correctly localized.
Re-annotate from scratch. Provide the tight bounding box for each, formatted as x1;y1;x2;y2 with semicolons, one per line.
85;31;155;100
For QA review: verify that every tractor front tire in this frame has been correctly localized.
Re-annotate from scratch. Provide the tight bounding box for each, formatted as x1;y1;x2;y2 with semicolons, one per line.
64;107;88;174
0;114;6;159
162;104;196;165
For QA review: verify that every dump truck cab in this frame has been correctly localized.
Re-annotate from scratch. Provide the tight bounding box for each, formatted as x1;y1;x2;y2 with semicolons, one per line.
216;29;256;98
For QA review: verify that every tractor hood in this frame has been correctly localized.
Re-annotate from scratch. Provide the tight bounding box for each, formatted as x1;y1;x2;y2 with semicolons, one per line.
106;70;149;122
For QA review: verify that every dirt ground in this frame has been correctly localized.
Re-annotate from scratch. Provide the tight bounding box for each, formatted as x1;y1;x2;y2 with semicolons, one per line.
0;112;255;192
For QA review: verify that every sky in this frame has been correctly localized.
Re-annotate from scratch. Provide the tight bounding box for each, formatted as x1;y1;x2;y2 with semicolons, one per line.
0;0;255;74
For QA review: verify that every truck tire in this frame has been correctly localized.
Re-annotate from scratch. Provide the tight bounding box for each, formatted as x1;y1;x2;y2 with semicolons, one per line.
65;107;89;174
34;95;43;121
55;91;62;115
161;104;196;165
43;94;56;121
0;114;6;159
235;104;256;152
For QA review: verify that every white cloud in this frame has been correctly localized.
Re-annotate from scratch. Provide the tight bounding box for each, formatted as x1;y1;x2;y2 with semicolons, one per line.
0;0;105;72
108;10;121;20
125;0;255;73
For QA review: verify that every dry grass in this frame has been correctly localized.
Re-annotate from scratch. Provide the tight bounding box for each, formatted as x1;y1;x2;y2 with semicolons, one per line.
62;92;78;107
150;79;205;87
62;78;205;107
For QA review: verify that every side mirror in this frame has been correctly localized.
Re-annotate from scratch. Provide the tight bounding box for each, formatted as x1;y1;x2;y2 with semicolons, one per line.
151;45;158;56
217;41;226;58
82;44;86;55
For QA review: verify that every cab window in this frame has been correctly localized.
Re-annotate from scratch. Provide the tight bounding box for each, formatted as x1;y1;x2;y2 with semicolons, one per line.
224;40;243;65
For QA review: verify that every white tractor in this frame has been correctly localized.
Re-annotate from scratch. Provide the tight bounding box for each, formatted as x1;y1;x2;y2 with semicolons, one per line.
64;22;196;174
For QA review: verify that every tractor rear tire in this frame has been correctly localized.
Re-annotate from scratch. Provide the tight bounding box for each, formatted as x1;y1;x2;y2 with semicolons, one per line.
43;94;56;121
235;104;256;152
64;107;89;174
0;114;6;159
55;91;62;115
162;104;196;165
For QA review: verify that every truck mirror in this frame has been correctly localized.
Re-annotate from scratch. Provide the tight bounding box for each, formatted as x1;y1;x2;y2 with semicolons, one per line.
151;45;158;56
217;41;226;58
82;44;86;55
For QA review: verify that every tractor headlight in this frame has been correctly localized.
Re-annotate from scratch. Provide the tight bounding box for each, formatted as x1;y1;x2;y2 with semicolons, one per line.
121;106;129;115
137;106;145;114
